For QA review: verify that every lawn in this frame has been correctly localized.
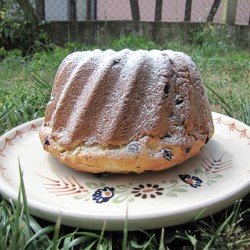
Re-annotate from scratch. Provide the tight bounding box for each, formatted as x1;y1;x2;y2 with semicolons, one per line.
0;28;250;249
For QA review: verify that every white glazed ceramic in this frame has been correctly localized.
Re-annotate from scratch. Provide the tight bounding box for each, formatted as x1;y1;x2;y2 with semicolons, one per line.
0;112;249;230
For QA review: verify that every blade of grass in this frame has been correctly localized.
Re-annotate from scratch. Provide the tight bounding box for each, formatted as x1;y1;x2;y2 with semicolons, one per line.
9;168;26;250
238;98;250;125
52;216;61;250
205;83;234;117
192;208;207;222
25;69;52;90
0;201;12;247
61;230;102;249
97;220;106;249
234;238;250;245
18;158;32;239
142;233;155;250
203;211;235;250
159;228;165;250
62;228;78;249
230;200;242;226
122;204;129;250
83;239;98;250
24;225;54;250
68;236;97;249
185;232;197;249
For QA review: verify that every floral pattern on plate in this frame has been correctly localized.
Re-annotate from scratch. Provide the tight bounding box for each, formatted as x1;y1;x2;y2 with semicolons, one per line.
36;150;232;204
213;116;250;145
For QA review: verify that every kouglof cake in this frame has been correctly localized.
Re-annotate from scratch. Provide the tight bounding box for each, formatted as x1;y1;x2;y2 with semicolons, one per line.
39;49;214;174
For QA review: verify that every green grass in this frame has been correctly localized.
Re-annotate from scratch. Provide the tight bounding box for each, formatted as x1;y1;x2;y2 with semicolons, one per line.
0;29;250;249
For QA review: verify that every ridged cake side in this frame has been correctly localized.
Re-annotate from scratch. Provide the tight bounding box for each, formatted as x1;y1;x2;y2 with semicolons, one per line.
40;49;214;173
43;49;213;150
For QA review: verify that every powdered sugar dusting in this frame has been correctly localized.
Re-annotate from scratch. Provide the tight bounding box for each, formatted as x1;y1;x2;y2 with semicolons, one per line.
66;50;117;132
50;51;95;124
47;49;212;151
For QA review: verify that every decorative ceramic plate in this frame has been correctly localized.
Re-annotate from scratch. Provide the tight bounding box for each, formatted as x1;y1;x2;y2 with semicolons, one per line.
0;112;250;230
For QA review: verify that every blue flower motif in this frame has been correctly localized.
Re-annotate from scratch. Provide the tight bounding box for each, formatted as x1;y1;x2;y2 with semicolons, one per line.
92;187;115;203
179;174;203;188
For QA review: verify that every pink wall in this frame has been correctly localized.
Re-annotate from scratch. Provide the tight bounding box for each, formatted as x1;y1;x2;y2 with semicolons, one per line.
97;0;249;25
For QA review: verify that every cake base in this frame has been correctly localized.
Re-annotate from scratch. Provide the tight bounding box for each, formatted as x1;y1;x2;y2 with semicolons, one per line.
40;126;209;174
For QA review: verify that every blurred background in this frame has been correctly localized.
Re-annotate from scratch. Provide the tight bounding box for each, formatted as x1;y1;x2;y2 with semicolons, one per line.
1;0;249;25
1;0;249;49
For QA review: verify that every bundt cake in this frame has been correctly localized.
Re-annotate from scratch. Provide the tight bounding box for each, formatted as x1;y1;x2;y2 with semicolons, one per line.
39;49;214;174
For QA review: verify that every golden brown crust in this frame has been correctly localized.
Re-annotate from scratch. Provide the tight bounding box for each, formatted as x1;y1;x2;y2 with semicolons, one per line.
40;49;214;174
39;125;213;174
